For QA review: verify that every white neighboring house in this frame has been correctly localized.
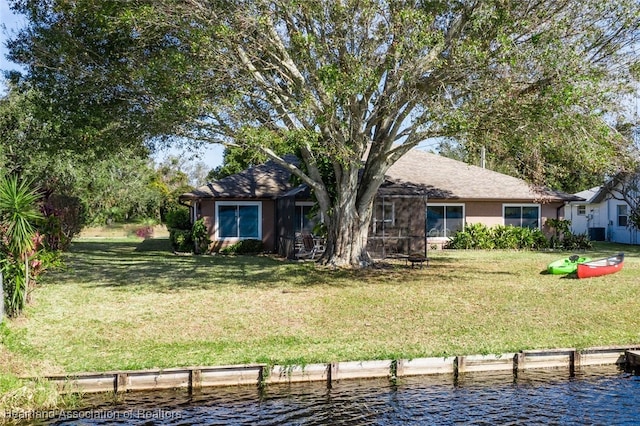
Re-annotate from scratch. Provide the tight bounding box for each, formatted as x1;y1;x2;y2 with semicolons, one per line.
565;182;639;245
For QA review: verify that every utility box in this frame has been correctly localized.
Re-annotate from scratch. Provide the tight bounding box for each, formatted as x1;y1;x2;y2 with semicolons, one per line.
588;227;606;241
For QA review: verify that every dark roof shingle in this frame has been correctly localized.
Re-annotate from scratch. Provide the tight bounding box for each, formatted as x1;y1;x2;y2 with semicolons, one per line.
180;159;294;200
181;149;582;202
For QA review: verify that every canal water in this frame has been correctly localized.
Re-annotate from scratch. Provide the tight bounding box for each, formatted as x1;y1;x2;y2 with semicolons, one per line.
41;366;639;425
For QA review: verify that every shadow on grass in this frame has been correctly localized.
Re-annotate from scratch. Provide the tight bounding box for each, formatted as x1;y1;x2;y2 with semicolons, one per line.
52;239;349;291
56;240;472;292
49;240;638;293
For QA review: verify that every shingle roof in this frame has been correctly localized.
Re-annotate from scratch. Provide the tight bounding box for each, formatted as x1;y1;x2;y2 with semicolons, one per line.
572;186;603;204
382;149;582;202
181;149;582;202
180;159;295;200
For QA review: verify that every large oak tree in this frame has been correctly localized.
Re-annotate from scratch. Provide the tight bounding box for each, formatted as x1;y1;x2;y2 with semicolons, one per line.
8;0;640;266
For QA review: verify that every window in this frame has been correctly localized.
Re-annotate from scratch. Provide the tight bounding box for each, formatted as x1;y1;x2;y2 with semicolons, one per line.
376;202;395;224
215;202;261;240
503;205;540;229
577;205;586;216
427;205;464;237
295;202;317;233
617;205;628;227
373;201;395;234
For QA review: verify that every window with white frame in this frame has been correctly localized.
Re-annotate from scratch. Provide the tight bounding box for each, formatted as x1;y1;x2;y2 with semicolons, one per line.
215;201;261;240
427;204;464;237
617;204;628;227
577;205;586;216
503;204;540;229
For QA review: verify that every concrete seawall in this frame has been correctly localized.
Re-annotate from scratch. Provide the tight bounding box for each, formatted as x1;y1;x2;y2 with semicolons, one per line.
41;345;640;395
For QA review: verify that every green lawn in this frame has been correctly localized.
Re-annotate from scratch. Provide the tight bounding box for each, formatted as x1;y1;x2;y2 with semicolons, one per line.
2;238;640;410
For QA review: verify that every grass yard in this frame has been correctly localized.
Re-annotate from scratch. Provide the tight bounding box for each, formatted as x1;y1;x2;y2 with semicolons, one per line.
2;237;640;413
3;238;640;380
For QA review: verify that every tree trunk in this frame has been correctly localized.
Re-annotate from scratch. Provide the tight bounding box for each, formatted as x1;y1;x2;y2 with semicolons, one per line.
323;204;374;267
320;166;376;268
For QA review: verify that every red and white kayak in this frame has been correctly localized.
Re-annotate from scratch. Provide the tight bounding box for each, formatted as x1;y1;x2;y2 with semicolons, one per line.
576;253;624;279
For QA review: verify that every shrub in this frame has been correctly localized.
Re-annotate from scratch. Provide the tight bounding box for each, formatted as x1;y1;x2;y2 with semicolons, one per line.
561;232;593;250
134;226;154;239
446;224;549;250
515;227;549;250
31;249;64;278
191;218;211;254
492;225;519;250
446;223;494;249
220;239;264;255
40;193;86;252
164;207;191;230
169;229;193;252
544;218;594;250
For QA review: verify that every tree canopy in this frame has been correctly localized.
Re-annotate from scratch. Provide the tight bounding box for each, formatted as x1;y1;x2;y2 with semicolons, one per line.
0;85;182;233
7;0;640;266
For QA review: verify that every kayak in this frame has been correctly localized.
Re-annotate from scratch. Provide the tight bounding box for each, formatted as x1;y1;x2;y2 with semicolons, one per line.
547;255;591;275
576;253;624;279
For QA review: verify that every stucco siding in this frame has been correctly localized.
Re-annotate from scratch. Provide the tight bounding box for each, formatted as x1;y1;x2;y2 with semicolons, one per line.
368;198;565;256
197;198;278;252
464;202;502;227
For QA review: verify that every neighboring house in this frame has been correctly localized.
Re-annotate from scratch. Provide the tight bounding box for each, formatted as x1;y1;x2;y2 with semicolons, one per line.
180;149;581;257
566;181;640;245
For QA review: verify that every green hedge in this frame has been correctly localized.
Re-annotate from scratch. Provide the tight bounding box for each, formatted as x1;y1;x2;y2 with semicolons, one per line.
446;223;591;251
220;239;264;255
169;229;193;252
164;208;191;230
446;223;548;250
168;217;211;254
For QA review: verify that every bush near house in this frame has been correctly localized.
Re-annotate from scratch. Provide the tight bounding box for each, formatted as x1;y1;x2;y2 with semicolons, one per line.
219;239;264;255
166;207;192;252
166;207;211;254
446;221;591;251
168;229;192;252
546;218;593;251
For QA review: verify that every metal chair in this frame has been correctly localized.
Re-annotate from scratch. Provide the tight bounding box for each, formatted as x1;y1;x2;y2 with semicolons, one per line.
295;233;324;260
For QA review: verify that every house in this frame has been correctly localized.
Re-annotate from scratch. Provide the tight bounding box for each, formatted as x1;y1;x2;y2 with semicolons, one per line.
566;180;639;245
179;149;582;256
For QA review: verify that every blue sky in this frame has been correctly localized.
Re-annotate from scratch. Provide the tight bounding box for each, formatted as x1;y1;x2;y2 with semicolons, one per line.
0;0;224;169
0;0;25;92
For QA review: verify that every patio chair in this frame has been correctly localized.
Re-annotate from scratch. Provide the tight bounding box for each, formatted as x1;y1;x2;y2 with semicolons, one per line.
295;233;325;260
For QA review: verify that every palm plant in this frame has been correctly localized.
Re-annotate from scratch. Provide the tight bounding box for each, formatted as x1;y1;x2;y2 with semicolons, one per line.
0;175;43;317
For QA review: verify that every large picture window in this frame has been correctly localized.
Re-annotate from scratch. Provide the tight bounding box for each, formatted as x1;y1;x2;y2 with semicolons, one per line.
216;202;261;240
427;205;464;237
503;205;540;229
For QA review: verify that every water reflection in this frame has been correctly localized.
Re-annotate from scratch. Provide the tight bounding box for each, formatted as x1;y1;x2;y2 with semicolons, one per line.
44;366;639;425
